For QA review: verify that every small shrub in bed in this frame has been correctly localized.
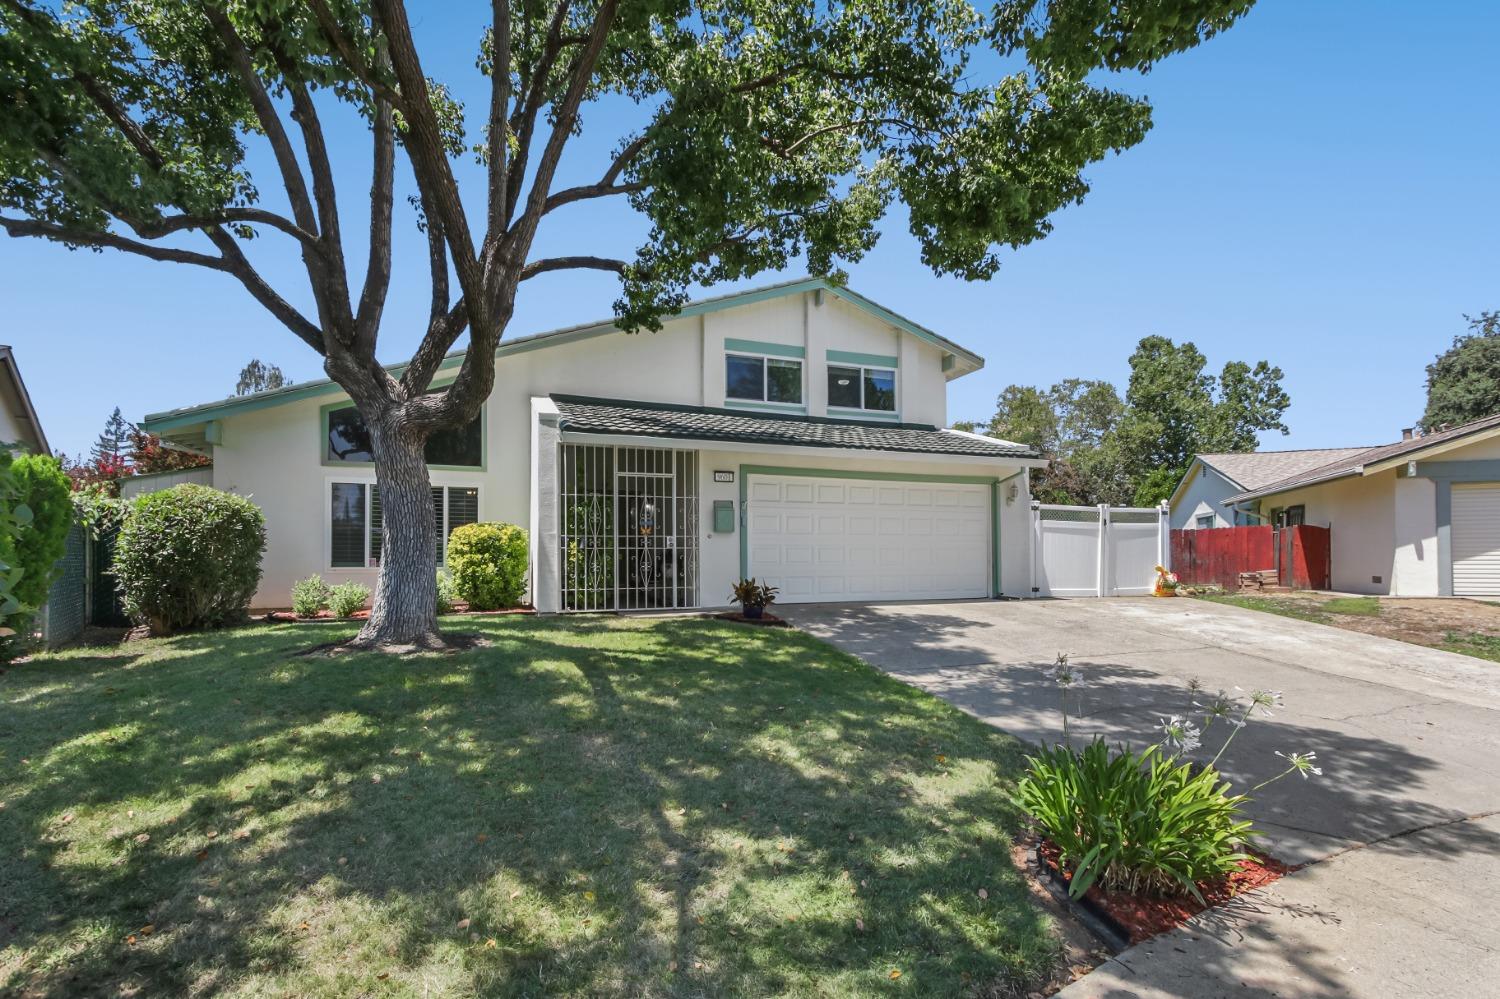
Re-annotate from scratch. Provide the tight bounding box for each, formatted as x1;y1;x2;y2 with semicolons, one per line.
446;523;527;610
291;575;332;617
435;569;460;614
328;581;371;618
113;484;265;634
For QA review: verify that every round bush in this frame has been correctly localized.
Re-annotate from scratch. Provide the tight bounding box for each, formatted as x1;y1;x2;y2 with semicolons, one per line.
328;581;370;618
113;484;266;634
291;575;332;617
446;522;528;610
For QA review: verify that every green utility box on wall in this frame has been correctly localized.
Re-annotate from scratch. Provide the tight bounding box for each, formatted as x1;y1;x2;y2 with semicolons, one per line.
713;500;736;533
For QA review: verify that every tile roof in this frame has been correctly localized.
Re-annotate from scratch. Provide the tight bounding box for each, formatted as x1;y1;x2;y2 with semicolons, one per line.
1222;411;1500;504
551;395;1038;459
1198;448;1375;491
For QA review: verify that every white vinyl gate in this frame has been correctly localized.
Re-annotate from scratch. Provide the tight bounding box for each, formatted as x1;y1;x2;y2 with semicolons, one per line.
1031;502;1170;598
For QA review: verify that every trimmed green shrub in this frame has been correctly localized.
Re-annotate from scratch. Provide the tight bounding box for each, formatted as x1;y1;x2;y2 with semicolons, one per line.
291;575;332;617
10;454;73;611
113;484;265;634
435;569;459;614
328;581;370;618
447;522;527;610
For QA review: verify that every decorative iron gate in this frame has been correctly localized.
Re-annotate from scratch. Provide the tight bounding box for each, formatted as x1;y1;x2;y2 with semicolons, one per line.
559;444;699;611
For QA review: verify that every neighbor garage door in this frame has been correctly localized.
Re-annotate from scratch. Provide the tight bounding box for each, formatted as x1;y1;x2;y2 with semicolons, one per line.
746;474;990;603
1452;483;1500;596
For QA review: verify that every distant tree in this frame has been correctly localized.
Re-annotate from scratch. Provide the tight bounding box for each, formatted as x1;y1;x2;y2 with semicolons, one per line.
1421;311;1500;432
979;379;1125;504
129;430;212;474
90;407;133;468
236;359;290;396
1112;335;1288;504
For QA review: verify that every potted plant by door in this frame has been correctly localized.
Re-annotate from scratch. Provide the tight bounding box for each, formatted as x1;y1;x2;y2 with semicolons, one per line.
729;578;779;619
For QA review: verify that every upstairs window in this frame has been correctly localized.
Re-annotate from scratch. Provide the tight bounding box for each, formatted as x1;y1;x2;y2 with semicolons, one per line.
828;365;896;412
726;353;802;404
325;403;482;467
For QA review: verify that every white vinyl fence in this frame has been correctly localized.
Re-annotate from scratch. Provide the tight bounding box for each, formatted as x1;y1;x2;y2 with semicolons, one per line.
1030;502;1170;598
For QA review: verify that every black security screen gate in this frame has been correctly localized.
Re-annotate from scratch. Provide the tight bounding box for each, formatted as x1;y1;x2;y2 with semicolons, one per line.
559;444;698;611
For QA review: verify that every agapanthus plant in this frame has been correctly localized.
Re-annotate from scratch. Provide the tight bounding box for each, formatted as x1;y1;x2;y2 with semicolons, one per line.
1017;664;1322;900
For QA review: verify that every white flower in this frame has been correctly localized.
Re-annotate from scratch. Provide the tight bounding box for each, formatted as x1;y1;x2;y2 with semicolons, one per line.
1047;652;1083;688
1275;750;1323;778
1160;715;1203;753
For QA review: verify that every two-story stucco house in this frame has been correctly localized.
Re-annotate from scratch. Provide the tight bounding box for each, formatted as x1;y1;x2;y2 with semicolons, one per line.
141;278;1042;613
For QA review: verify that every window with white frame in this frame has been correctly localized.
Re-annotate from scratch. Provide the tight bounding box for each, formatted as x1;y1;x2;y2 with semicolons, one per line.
1196;513;1214;530
725;352;802;404
329;482;479;568
827;364;896;412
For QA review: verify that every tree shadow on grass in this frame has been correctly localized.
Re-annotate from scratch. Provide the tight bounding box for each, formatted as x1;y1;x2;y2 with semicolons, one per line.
2;617;1059;998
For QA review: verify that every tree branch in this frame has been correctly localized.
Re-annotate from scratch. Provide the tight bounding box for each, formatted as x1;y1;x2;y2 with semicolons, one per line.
355;64;396;347
137;209;322;249
202;6;320;237
543;180;644;215
519;256;627;280
205;229;328;353
0;215;230;269
304;0;408;111
501;0;575;227
487;0;511;235
371;0;488;331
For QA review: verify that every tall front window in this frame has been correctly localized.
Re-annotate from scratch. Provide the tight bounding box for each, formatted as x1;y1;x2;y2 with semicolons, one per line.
330;482;479;567
725;353;802;404
827;364;896;412
325;403;482;467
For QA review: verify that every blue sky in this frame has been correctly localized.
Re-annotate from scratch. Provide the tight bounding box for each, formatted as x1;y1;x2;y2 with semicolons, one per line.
5;0;1498;459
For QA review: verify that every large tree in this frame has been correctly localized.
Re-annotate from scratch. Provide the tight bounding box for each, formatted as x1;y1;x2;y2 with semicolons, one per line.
1421;311;1500;432
1115;335;1289;504
0;0;1255;648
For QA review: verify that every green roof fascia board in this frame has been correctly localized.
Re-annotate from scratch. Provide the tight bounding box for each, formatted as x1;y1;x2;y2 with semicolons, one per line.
143;276;983;432
826;349;898;368
724;338;806;359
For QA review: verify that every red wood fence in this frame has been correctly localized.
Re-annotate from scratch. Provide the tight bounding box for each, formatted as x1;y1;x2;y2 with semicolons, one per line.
1170;525;1330;590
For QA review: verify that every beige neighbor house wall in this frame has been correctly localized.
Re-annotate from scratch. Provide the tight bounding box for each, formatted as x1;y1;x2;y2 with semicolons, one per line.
206;287;981;607
1261;471;1399;595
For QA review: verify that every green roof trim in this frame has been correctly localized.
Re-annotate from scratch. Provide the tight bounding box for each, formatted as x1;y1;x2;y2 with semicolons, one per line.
142;277;986;433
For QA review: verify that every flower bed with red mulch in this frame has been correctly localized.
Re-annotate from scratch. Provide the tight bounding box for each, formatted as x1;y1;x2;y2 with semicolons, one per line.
1037;839;1297;945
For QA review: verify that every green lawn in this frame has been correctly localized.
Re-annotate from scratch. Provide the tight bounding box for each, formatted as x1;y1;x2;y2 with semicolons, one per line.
0;617;1055;998
1200;593;1333;624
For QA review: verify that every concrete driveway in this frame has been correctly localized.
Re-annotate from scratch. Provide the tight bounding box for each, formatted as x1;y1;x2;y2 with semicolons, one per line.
784;597;1500;999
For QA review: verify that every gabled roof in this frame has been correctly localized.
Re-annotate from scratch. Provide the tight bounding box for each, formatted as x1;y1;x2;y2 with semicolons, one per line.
1199;448;1375;491
0;346;49;455
142;277;986;435
1169;447;1374;512
552;395;1038;459
1223;411;1500;504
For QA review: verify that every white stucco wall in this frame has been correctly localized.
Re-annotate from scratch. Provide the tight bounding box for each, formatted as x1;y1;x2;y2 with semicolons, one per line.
1392;475;1439;596
206;289;981;606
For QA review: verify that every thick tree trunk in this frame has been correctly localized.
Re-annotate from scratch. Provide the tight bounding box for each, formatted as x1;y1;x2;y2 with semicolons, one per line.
349;414;443;650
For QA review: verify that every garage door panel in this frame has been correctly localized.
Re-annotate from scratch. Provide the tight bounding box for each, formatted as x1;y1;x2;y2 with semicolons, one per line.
1453;484;1500;596
747;473;992;604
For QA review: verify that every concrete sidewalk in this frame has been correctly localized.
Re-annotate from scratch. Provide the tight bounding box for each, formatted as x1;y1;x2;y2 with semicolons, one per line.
785;598;1500;999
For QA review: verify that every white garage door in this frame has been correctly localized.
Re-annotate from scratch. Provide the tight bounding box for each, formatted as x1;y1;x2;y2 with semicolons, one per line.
1452;483;1500;596
746;474;990;603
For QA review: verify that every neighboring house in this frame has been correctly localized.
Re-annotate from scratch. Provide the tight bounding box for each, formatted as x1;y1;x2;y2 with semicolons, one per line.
141;278;1043;611
119;466;215;500
0;346;49;455
1169;449;1371;531
1222;414;1500;596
